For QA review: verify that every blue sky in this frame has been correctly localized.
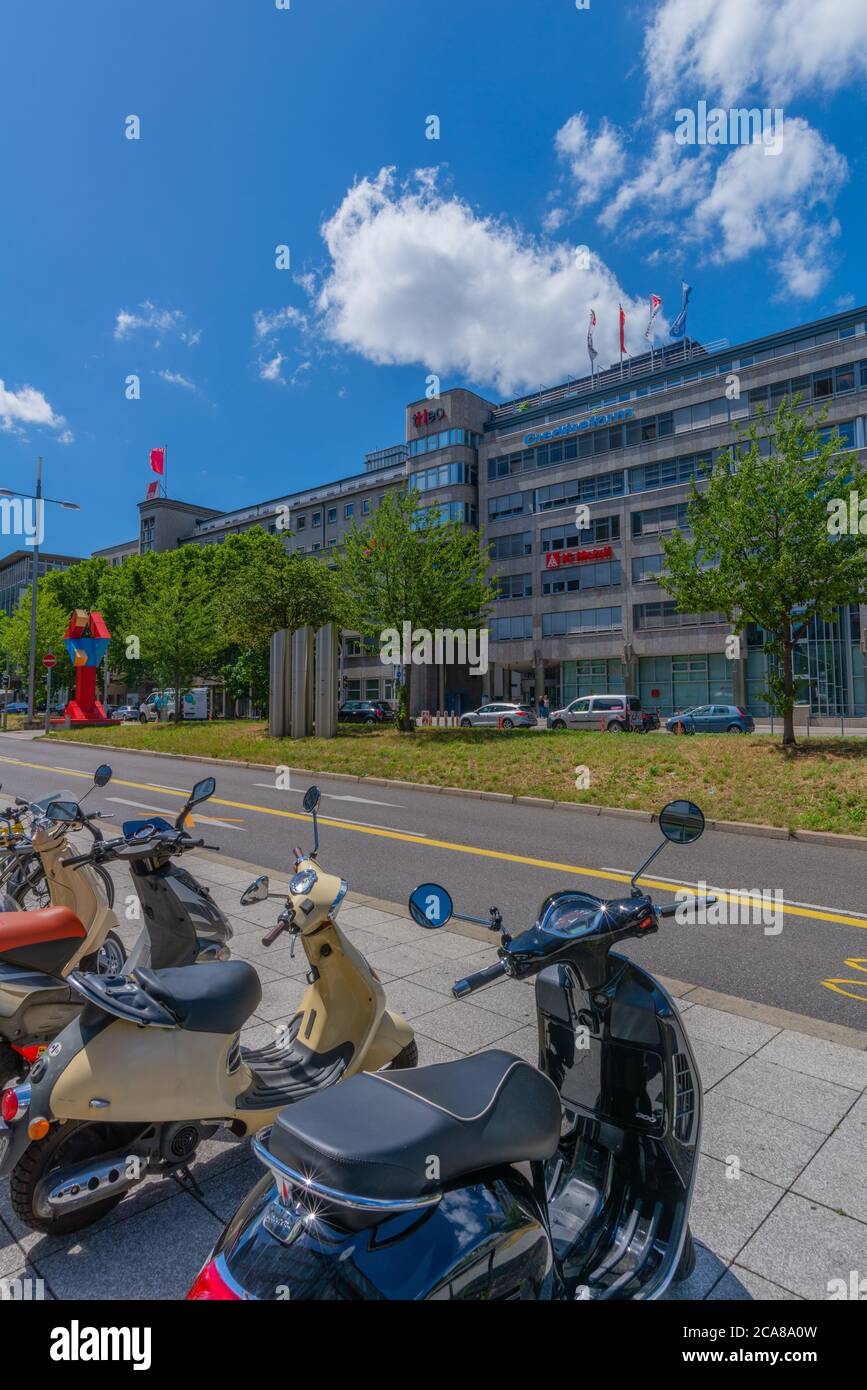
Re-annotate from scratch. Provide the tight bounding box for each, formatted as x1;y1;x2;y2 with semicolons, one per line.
2;0;866;558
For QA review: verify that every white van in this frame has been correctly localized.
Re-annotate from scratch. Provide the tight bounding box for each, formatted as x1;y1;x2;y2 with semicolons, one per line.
139;688;210;722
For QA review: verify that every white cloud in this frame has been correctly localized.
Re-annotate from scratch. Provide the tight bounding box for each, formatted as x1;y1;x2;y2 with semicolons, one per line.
258;352;285;383
316;168;650;395
253;306;308;340
158;369;196;390
0;379;66;434
692;118;847;294
599;131;713;234
553;113;627;206
114;301;201;346
644;0;867;110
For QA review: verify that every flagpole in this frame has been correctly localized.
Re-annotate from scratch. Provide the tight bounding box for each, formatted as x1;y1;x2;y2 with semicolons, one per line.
163;444;167;500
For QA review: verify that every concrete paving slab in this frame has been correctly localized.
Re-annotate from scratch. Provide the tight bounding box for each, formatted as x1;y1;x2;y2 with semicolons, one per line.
714;1057;857;1133
403;950;501;996
375;977;458;1021
413;1000;521;1052
708;1266;803;1300
688;1037;749;1089
363;942;449;977
700;1091;826;1187
756;1029;867;1091
688;1155;783;1264
682;1003;780;1055
738;1193;867;1300
793;1128;867;1225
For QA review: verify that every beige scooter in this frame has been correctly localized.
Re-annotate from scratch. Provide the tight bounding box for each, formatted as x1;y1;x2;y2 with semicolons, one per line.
0;786;417;1234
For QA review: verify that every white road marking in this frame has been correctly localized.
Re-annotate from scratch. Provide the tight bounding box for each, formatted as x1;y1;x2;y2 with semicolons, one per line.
107;797;246;832
252;782;402;808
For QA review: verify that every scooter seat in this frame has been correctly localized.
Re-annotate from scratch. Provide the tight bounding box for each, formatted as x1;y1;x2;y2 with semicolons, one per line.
267;1049;561;1203
0;907;86;972
133;961;261;1034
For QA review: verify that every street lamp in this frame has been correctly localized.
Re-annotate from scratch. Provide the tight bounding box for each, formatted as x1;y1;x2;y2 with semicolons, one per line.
0;457;81;723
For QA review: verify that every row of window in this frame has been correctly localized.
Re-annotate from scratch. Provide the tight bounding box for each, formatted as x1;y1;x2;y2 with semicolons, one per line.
542;515;620;550
495;572;533;600
408;461;477;492
489;604;729;641
488;362;866;481
492;507;687;557
542;559;622;594
414;502;478;527
407;428;482;459
295;497;374;530
488;421;857;522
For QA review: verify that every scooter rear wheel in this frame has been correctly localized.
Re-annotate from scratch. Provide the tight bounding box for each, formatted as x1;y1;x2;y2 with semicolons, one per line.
11;1121;132;1235
383;1039;418;1070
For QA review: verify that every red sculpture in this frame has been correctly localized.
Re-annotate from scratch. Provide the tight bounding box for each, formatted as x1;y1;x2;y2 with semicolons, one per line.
63;609;113;724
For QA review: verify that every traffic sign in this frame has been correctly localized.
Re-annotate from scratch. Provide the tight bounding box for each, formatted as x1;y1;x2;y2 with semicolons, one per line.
42;654;57;668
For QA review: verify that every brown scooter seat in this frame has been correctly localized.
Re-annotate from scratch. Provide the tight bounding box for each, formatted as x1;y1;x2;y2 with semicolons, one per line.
0;907;86;973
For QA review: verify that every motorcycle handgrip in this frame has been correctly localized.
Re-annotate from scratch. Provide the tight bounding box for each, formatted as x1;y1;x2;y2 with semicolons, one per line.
261;921;285;947
658;893;718;919
452;960;507;998
657;904;678;918
61;852;93;868
14;797;28;807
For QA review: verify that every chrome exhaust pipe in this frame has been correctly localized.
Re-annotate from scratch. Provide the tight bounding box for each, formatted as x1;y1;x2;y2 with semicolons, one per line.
36;1153;147;1215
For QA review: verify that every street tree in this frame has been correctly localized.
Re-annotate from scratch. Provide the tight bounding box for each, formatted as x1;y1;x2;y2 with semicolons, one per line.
334;488;497;731
660;399;867;747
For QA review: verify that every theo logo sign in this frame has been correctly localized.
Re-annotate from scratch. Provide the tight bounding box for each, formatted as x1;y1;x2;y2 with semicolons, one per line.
413;407;446;428
545;545;612;570
525;408;632;447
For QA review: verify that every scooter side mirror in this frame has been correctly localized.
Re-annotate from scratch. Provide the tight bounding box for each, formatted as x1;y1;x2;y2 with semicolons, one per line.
302;786;321;813
409;883;454;929
44;800;81;824
93;764;112;788
240;875;270;906
658;800;705;844
190;777;216;807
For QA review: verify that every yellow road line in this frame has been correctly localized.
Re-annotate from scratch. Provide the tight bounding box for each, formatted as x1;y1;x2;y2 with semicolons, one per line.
2;752;866;931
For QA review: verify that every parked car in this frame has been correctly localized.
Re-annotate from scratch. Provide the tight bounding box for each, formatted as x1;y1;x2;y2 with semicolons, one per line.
112;704;140;722
547;694;658;732
338;699;395;724
665;704;755;734
459;702;536;729
1;701;28;715
139;688;209;721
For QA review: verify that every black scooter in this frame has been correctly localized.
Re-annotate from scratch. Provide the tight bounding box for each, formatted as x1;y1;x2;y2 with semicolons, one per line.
187;799;714;1301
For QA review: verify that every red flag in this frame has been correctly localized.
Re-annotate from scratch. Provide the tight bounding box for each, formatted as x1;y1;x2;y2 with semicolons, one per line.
149;447;165;476
619;304;626;355
145;481;159;500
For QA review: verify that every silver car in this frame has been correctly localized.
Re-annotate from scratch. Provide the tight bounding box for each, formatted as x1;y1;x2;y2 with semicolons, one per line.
547;694;645;732
459;702;536;729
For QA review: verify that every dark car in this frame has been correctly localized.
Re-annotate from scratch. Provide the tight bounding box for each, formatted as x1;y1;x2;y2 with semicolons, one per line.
338;700;395;725
1;701;28;715
665;704;755;734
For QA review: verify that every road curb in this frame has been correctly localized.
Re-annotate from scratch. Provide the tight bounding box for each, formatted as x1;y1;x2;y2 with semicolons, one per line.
195;846;867;1053
43;734;867;850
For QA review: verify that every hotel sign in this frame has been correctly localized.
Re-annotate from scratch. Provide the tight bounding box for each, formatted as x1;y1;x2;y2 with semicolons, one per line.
545;545;613;570
524;407;632;447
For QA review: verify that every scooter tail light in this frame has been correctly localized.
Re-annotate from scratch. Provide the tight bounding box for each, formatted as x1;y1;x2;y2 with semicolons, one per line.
1;1083;31;1123
186;1258;241;1301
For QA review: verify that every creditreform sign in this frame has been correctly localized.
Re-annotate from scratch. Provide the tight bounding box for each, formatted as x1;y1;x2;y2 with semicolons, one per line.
524;407;632;447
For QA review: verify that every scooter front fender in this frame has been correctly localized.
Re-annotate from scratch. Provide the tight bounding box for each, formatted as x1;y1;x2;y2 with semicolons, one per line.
360;1008;415;1072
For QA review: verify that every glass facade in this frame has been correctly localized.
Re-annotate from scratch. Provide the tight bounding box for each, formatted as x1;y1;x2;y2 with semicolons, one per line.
638;654;733;714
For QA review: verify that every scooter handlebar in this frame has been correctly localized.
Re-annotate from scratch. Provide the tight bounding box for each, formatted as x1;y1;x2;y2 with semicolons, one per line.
657;893;717;919
452;960;508;998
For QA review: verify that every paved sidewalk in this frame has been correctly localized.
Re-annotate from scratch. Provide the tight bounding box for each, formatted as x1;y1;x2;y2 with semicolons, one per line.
2;848;865;1301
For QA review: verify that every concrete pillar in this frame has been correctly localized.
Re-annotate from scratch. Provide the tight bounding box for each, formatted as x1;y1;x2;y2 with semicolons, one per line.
314;624;338;738
731;654;747;707
269;629;292;737
534;662;544;708
437;663;445;714
290;627;313;738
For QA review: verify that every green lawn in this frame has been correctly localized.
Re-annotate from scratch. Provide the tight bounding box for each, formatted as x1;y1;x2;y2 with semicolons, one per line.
47;720;867;837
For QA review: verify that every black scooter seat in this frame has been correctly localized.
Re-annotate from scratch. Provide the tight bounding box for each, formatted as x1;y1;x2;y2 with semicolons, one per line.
268;1049;561;1202
133;961;261;1034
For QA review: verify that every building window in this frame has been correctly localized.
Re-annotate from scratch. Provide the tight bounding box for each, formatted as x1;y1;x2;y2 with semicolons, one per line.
542;607;622;636
346;681;361;701
312;512;322;526
542;515;619;551
490;614;533;641
490;531;532;559
633;602;726;630
344;503;354;519
631;553;666;582
296;515;306;530
327;508;337;523
362;498;371;514
495;573;532;600
410;461;478;491
534;470;625;512
488;492;526;520
140;517;156;554
408;427;481;458
541;560;621;594
364;679;380;700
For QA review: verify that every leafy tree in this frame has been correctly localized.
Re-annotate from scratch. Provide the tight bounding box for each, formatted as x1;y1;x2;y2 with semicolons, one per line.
216;528;345;649
334;488;497;731
0;586;72;705
124;548;221;721
660;399;867;747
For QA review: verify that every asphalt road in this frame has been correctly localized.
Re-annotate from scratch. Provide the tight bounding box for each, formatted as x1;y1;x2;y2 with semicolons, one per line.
1;731;866;1029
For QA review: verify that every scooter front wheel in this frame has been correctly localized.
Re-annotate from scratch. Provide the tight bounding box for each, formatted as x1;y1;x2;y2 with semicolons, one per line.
11;1121;132;1235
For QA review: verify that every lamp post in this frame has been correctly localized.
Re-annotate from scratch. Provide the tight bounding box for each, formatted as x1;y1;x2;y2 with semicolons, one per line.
0;458;80;724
